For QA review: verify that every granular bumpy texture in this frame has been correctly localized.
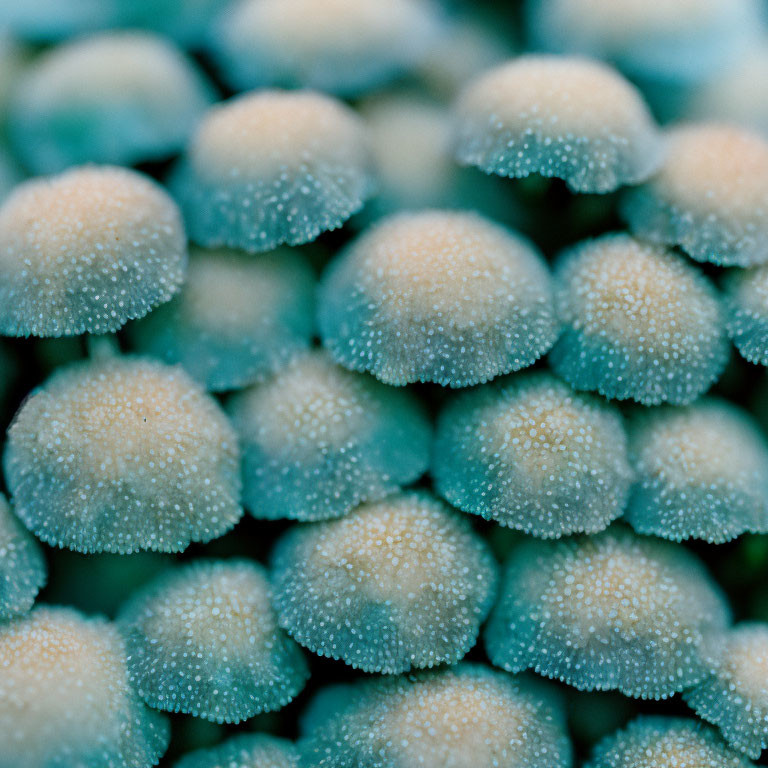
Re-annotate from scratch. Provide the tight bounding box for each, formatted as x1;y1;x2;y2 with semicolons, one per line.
174;733;299;768
686;623;768;759
130;247;316;392
433;371;632;538
0;165;186;337
318;210;559;387
212;0;442;96
486;527;730;699
550;233;728;405
0;494;45;621
271;492;497;673
585;716;755;768
173;90;373;252
8;31;213;173
453;55;662;193
623;124;768;267
725;265;768;366
626;399;768;543
299;664;573;768
0;606;169;768
228;351;431;522
4;356;242;554
118;559;309;723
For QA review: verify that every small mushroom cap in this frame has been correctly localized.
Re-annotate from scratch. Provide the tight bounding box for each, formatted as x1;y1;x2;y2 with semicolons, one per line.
550;233;729;405
623;124;768;267
626;399;768;543
271;491;497;673
725;264;768;365
486;526;730;699
686;623;768;758
585;716;755;768
319;209;559;387
0;605;169;768
526;0;763;85
130;246;316;392
0;494;45;621
211;0;442;95
173;90;373;253
299;664;572;768
4;356;242;554
174;733;300;768
228;350;431;522
8;31;214;173
0;165;186;337
119;559;308;724
453;55;662;193
433;371;632;538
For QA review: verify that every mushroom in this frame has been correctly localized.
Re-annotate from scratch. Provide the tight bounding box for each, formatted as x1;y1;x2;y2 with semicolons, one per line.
174;733;300;768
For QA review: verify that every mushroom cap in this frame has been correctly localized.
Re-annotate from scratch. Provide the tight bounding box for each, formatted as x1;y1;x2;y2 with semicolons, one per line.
173;89;373;252
725;264;768;365
228;350;431;522
486;526;730;699
9;31;214;173
318;209;559;387
0;165;186;337
0;494;45;621
433;371;632;538
271;491;497;673
453;55;662;193
174;733;300;768
626;399;768;543
623;124;768;267
118;559;308;724
686;623;768;758
585;716;754;768
211;0;443;95
0;605;169;768
550;233;728;405
4;356;242;554
130;246;315;392
299;664;572;768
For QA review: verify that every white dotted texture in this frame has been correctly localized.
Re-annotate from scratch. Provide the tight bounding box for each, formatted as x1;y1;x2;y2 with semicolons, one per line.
0;165;187;337
299;664;572;768
0;494;45;621
689;43;768;137
623;124;768;267
212;0;442;96
486;527;730;699
726;265;768;366
686;623;768;759
8;31;213;174
453;55;662;193
175;733;299;768
271;492;497;673
550;233;728;405
585;716;755;768
119;559;308;724
0;606;169;768
229;351;431;522
173;90;373;253
130;247;315;392
527;0;763;85
319;210;559;387
4;356;242;554
433;371;632;538
626;399;768;543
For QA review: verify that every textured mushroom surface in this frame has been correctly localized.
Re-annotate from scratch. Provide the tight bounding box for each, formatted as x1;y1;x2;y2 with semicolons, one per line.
4;356;242;553
0;605;169;768
119;559;308;723
271;492;497;673
174;733;300;768
725;265;768;366
486;527;729;698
